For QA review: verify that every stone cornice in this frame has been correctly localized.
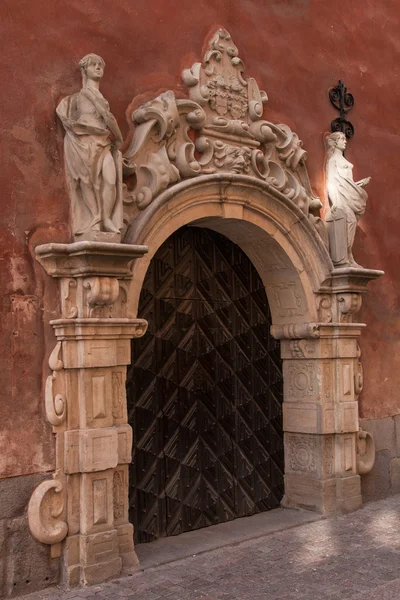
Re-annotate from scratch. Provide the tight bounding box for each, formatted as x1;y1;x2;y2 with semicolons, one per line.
319;267;384;294
35;241;148;279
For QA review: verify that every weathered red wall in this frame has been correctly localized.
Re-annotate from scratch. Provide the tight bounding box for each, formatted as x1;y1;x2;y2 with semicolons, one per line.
1;0;399;477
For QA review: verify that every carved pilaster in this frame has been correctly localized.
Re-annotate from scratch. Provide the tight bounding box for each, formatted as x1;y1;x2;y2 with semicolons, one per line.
274;263;383;514
278;325;364;513
28;242;148;586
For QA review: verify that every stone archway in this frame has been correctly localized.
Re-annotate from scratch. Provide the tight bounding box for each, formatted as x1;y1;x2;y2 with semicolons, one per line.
27;28;382;589
123;173;371;519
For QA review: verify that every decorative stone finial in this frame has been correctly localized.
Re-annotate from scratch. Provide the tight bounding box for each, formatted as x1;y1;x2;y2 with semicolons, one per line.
57;54;123;243
325;132;371;267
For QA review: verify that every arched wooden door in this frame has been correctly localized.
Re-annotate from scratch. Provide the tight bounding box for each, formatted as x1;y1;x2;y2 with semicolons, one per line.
127;226;284;543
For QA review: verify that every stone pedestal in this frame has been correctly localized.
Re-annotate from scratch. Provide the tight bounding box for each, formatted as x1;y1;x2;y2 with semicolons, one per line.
28;242;148;586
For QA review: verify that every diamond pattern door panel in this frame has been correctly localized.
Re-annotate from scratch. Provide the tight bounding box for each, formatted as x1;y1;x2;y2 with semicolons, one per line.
127;226;283;543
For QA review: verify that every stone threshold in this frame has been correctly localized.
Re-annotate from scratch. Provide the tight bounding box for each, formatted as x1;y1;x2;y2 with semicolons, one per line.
127;507;323;574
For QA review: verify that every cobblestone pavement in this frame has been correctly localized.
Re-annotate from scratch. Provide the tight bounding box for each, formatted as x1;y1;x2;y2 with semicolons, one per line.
24;496;400;600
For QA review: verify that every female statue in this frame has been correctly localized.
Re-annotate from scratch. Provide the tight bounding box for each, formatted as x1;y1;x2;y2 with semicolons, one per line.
56;54;123;240
325;132;370;266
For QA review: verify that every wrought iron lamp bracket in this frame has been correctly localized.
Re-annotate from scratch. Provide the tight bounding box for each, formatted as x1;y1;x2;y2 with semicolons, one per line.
329;79;355;139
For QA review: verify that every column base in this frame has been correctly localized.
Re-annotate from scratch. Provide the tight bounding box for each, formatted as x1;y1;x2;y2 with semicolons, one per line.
282;473;362;514
116;523;140;570
64;530;122;586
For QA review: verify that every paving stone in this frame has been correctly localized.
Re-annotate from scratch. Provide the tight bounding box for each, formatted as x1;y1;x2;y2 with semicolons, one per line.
21;495;400;600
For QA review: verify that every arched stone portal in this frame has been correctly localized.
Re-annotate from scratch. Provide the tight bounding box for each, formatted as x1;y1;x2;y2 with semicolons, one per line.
123;174;375;519
28;28;382;588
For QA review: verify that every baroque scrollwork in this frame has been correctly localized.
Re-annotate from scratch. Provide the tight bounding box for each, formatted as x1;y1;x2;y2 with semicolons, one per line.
61;278;78;319
354;342;364;396
122;28;326;240
357;428;375;475
28;479;68;546
316;294;333;323
83;276;120;316
337;293;362;323
46;342;67;427
45;372;66;427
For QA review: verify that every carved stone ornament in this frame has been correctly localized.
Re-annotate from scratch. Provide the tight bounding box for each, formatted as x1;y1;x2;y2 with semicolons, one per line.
57;54;124;243
122;28;325;241
357;428;375;475
325;132;371;267
45;342;67;427
28;479;68;548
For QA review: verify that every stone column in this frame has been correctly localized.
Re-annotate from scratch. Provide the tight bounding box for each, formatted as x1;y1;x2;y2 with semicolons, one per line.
272;268;382;514
28;241;148;586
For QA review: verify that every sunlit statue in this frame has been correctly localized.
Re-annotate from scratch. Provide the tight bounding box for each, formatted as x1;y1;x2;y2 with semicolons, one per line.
325;132;370;266
56;54;123;241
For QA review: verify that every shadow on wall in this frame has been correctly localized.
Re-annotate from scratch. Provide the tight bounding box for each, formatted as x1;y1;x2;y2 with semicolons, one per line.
0;473;59;598
360;416;400;502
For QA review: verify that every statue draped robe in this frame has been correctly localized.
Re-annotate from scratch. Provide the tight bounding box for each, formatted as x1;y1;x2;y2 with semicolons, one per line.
326;152;367;265
56;87;122;237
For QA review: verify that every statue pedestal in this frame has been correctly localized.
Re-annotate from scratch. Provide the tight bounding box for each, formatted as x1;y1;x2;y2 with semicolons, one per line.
75;231;122;243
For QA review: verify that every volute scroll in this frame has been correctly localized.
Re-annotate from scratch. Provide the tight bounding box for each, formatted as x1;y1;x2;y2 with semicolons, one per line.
357;428;375;475
28;479;68;547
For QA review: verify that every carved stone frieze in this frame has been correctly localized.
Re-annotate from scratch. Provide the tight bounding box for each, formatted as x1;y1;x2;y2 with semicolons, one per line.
286;361;318;399
269;281;305;318
111;370;126;422
286;433;317;474
113;466;127;524
289;339;309;359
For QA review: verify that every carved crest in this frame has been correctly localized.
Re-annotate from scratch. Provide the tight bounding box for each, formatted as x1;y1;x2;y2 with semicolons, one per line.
123;28;322;233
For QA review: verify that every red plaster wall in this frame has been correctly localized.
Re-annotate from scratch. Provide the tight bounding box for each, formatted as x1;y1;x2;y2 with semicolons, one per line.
1;0;399;477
